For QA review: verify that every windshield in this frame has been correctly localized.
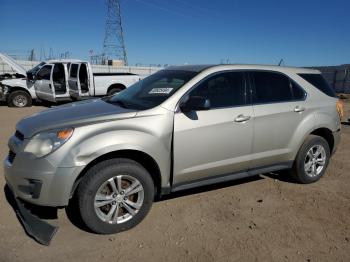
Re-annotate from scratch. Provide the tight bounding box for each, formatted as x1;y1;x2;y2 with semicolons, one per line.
106;70;198;110
27;62;45;75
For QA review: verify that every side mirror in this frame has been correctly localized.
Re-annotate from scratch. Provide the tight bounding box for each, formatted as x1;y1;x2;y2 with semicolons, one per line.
27;72;35;81
180;96;211;112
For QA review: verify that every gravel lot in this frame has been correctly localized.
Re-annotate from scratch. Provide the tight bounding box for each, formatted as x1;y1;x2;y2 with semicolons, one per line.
0;101;350;262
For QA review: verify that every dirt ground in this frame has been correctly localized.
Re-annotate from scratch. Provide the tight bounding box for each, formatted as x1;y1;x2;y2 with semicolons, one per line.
0;101;350;262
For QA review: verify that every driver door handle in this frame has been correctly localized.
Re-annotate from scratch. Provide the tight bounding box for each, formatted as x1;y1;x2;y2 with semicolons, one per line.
234;114;251;123
294;106;305;113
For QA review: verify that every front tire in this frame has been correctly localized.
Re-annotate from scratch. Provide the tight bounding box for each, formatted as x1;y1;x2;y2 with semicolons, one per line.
7;90;32;107
291;135;330;184
75;159;154;234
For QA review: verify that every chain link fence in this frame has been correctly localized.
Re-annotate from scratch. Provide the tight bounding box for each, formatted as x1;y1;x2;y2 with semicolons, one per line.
311;65;350;94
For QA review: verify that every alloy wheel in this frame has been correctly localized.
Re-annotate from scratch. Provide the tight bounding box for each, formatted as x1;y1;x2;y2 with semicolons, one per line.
94;175;144;224
304;145;326;177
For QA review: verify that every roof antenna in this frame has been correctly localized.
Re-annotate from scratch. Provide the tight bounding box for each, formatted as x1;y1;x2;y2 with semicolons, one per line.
278;59;285;66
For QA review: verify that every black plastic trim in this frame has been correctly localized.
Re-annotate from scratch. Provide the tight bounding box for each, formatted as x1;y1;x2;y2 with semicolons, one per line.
171;161;293;193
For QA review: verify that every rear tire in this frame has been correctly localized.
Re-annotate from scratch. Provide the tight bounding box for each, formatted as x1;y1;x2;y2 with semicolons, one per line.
107;87;123;96
74;158;154;234
291;135;330;184
7;90;32;107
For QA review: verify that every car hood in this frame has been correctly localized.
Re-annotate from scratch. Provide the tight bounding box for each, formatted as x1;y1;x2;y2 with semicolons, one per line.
0;53;27;77
16;99;137;138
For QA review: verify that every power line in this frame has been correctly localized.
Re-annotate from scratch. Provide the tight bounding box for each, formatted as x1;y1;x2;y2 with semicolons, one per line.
133;0;190;18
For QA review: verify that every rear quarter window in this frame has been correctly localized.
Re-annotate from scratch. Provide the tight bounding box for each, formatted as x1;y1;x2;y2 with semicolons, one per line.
298;73;336;98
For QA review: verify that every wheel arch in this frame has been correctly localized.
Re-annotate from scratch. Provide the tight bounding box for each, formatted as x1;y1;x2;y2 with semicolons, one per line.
8;86;31;96
309;127;334;154
71;149;162;199
107;83;126;94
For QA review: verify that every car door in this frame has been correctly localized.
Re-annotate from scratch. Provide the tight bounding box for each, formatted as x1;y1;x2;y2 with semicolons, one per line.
77;63;91;97
68;63;80;99
34;64;55;102
249;71;308;168
173;71;254;186
68;63;91;99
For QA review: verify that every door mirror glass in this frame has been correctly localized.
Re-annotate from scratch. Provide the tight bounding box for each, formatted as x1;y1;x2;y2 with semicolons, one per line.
27;71;35;81
180;96;211;112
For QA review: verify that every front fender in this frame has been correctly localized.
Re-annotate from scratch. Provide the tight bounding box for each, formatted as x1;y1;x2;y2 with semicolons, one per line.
2;78;37;99
51;111;174;189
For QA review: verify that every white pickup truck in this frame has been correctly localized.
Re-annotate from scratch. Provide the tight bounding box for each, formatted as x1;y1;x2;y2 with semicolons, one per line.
0;54;140;107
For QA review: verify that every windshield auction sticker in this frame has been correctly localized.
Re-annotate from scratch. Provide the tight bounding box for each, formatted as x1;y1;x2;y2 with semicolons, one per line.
149;88;173;94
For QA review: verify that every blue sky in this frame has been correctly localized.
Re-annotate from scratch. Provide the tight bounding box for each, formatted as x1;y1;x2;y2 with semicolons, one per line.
0;0;349;66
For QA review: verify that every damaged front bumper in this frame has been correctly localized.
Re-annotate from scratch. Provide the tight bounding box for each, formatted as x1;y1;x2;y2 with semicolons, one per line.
4;184;58;245
0;82;8;101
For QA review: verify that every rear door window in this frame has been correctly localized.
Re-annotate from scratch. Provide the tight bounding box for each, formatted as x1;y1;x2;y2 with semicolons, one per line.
251;71;293;104
291;81;306;100
298;73;336;97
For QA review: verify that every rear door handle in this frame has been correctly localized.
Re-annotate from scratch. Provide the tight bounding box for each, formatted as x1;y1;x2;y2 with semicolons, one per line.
234;114;251;122
294;106;305;113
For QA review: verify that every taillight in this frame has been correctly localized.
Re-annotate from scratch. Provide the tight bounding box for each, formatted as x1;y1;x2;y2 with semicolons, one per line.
336;99;344;120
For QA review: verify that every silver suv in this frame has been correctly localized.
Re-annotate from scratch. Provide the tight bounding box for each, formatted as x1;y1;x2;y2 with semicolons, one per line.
4;65;341;234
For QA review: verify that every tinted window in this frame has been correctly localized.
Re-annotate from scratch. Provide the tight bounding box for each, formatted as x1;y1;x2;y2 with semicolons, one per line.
37;65;52;80
252;72;294;103
107;70;197;110
189;72;247;108
291;81;306;100
298;73;336;97
70;64;79;78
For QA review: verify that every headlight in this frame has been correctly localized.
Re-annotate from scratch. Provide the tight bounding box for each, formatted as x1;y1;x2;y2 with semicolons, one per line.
0;83;8;95
24;128;74;158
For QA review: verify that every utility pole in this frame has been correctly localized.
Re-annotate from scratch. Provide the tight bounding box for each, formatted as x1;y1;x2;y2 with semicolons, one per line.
29;49;36;61
102;0;128;65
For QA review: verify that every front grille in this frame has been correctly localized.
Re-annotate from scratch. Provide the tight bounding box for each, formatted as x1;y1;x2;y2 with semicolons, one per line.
15;130;24;141
8;150;16;164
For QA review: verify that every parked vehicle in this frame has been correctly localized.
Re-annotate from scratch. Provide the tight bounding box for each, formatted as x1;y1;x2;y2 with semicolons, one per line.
4;64;341;235
0;53;139;107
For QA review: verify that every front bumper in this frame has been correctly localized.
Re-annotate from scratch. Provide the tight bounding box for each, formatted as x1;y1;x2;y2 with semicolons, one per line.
0;83;8;101
4;154;84;207
5;184;58;245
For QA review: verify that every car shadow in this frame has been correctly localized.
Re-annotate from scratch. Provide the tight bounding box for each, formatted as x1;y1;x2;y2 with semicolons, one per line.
261;170;297;183
4;170;297;235
158;175;263;201
341;121;350;126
